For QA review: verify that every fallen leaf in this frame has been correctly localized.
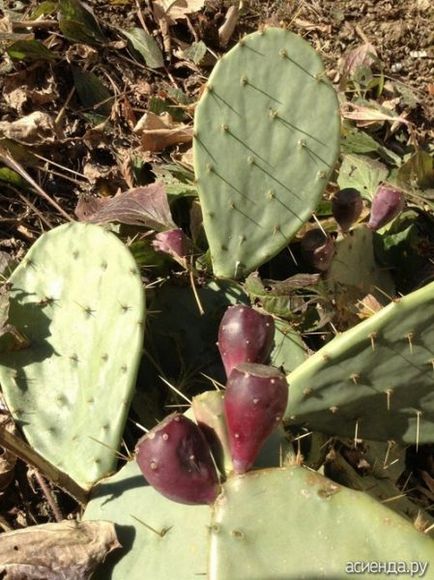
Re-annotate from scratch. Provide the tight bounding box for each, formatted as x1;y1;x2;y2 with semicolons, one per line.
75;182;176;230
4;72;59;114
340;42;377;79
122;28;164;69
59;0;106;44
398;151;434;191
0;112;62;145
0;520;120;579
134;111;192;152
341;102;411;130
356;293;383;320
7;39;56;62
72;67;113;119
153;0;205;21
219;2;240;47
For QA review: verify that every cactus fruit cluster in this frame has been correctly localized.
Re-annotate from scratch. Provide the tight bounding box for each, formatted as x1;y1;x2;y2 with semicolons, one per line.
136;305;288;499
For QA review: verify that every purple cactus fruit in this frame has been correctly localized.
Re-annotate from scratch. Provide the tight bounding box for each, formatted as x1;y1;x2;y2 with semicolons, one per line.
300;229;336;272
217;305;275;377
332;188;363;232
368;184;405;231
152;228;191;261
224;363;289;474
135;413;220;505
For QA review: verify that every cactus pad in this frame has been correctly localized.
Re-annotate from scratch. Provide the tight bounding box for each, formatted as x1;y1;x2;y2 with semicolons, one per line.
0;223;145;488
84;462;434;578
285;278;434;444
193;28;340;278
83;459;210;580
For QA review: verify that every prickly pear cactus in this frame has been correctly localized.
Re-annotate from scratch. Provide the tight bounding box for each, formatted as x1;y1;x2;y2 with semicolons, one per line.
84;461;434;579
193;28;340;278
327;226;394;301
285;277;434;445
0;223;145;489
83;460;210;580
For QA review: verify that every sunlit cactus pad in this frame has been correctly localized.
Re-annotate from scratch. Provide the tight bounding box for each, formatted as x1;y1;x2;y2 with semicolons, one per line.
84;461;434;579
0;222;145;489
285;278;434;445
193;28;340;278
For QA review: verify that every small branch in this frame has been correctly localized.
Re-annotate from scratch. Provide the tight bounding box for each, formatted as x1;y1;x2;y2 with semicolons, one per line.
0;147;73;222
11;19;57;30
32;469;64;522
0;418;88;505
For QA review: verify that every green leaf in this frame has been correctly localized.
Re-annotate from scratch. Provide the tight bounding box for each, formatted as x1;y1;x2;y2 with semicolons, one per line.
338;153;388;201
7;40;56;62
398;150;434;191
0;167;24;186
72;67;113;118
183;40;207;64
342;127;401;165
30;1;58;19
59;0;106;44
122;28;164;69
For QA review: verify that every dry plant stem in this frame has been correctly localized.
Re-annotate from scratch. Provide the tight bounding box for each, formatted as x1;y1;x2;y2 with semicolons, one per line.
55;86;76;127
0;418;87;504
33;469;64;522
0;514;12;532
14;188;54;229
0;148;72;222
11;20;56;30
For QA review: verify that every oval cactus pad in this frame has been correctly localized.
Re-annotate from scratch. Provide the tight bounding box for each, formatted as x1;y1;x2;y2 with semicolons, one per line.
0;223;145;489
194;28;340;278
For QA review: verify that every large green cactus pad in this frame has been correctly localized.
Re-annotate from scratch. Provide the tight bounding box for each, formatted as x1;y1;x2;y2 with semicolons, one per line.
83;460;209;580
285;278;434;444
84;462;434;579
211;467;434;579
193;28;340;278
0;223;145;488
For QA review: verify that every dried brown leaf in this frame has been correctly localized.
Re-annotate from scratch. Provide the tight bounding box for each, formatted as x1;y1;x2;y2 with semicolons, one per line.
341;102;410;129
0;112;62;145
219;3;240;47
153;0;205;21
4;72;59;114
0;420;16;495
340;42;377;79
0;520;120;580
134;111;192;152
75;183;175;230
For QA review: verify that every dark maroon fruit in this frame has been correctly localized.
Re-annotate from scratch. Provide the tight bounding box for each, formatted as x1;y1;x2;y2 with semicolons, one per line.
135;413;219;505
368;184;405;231
224;363;288;474
332;188;363;232
300;229;336;272
152;228;191;261
218;305;274;377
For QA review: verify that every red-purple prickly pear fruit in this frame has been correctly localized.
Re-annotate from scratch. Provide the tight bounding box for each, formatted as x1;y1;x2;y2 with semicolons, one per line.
217;305;275;378
152;228;191;262
332;188;363;232
224;363;288;474
135;413;220;505
368;184;405;231
300;229;336;272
